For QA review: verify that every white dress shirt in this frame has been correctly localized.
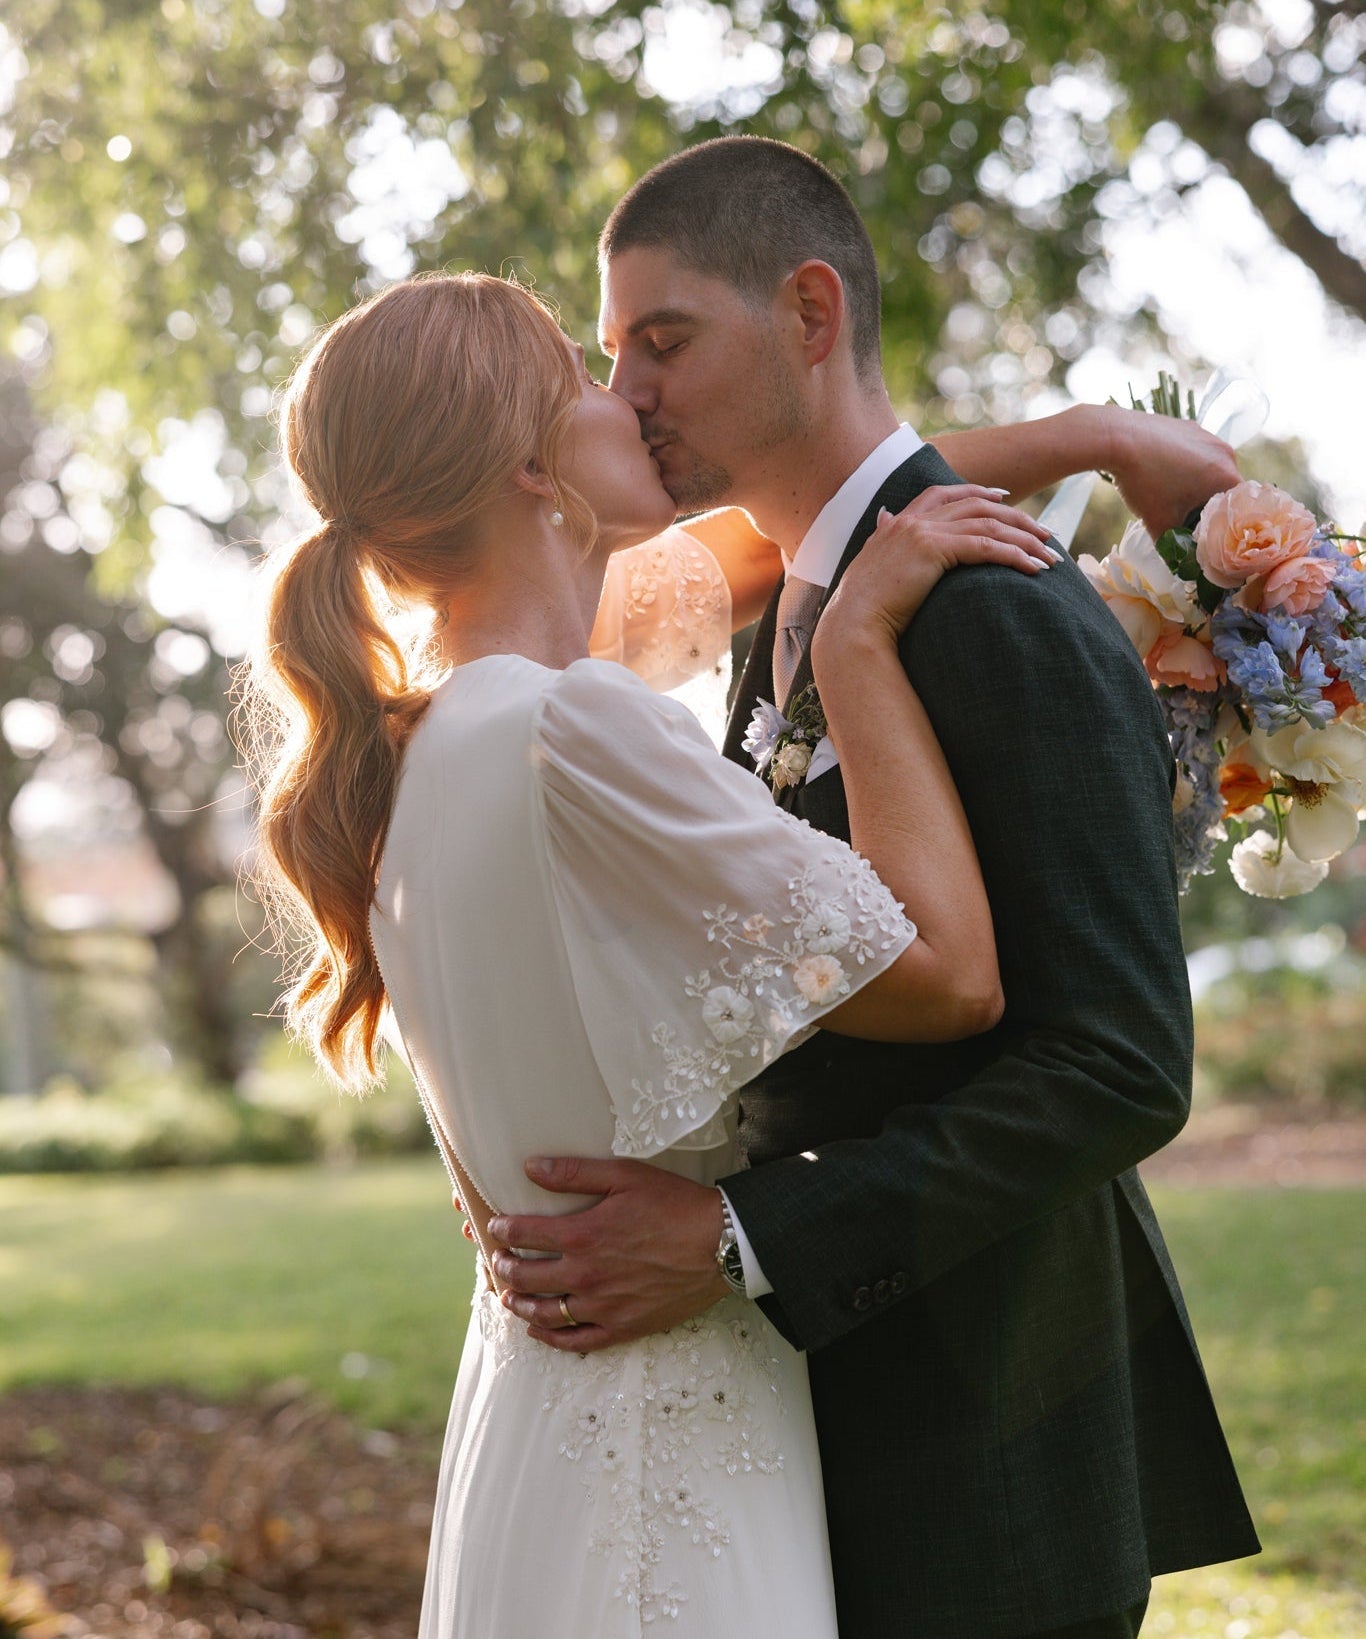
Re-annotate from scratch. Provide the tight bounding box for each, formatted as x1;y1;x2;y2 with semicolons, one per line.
720;421;925;1298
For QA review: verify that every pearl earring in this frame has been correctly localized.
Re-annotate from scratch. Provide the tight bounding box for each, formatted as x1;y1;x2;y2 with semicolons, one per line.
549;509;565;529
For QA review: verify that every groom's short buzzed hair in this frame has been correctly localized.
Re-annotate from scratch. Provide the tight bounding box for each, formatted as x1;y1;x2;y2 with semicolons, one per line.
599;137;882;378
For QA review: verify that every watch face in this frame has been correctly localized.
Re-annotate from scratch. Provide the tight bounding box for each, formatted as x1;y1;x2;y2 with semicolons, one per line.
722;1241;745;1290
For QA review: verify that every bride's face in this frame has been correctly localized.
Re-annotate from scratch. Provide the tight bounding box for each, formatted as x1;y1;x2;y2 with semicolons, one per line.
558;342;677;552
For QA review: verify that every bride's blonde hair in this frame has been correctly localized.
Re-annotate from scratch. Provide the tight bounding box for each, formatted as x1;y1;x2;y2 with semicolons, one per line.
240;272;594;1090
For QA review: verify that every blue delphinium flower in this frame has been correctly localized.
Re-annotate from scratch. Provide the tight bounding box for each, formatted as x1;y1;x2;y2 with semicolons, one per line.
1262;611;1311;663
1210;602;1333;730
1324;634;1366;703
1160;685;1226;889
1333;558;1366;620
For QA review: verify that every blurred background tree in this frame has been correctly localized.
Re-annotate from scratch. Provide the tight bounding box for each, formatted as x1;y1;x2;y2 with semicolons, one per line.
0;0;1362;1112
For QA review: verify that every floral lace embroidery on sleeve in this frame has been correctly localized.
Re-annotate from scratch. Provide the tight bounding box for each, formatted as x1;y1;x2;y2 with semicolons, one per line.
622;534;729;688
613;842;914;1157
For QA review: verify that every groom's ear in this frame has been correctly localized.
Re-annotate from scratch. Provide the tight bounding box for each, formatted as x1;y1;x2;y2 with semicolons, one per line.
782;260;845;369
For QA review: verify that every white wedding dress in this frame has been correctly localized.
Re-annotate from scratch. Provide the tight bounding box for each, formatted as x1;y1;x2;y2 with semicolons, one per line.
369;538;916;1638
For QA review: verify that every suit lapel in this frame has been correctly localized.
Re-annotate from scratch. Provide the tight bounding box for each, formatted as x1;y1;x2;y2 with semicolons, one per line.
784;443;967;825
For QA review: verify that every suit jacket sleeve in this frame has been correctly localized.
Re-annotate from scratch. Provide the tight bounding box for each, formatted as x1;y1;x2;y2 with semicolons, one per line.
719;556;1195;1353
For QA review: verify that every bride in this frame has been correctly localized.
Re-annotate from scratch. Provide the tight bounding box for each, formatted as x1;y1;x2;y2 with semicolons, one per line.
241;270;1056;1637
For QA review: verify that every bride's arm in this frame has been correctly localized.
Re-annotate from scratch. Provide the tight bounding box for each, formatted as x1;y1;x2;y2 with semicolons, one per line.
588;508;780;675
933;403;1239;537
676;507;783;630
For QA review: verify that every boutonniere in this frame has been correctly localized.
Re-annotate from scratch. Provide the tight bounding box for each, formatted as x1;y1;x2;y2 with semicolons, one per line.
742;684;832;791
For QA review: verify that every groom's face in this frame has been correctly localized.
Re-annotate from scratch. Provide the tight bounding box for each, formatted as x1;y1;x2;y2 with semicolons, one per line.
598;246;804;514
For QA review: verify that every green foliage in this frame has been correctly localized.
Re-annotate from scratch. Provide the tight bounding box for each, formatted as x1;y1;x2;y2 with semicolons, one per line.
1195;963;1366;1107
3;0;1361;584
0;1040;430;1171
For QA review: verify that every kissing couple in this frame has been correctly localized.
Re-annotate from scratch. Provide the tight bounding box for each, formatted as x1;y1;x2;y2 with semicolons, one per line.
244;136;1259;1638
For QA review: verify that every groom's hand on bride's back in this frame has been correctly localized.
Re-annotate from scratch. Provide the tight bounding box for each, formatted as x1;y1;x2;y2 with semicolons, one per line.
487;1157;730;1353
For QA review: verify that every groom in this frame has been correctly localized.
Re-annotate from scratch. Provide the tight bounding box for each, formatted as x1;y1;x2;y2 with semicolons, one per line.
490;137;1259;1638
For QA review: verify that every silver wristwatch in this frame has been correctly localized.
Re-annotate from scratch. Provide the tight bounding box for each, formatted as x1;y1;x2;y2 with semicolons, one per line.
715;1193;747;1296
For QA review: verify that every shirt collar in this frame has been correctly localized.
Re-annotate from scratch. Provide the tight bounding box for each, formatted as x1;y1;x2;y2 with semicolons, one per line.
784;423;925;588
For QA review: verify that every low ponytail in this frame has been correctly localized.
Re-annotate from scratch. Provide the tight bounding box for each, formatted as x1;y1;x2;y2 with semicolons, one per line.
243;522;433;1087
239;271;587;1091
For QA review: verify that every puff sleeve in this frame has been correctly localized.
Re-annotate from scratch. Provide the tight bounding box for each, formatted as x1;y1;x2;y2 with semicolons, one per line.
590;527;733;745
532;660;915;1159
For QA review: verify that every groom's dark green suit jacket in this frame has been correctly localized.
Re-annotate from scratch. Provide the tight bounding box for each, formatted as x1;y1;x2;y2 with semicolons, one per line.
718;444;1258;1639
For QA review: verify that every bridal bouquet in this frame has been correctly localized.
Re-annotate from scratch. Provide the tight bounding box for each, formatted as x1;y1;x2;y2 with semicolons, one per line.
1081;476;1366;898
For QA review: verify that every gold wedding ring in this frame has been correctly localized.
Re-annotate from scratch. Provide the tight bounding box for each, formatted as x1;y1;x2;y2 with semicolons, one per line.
559;1295;579;1327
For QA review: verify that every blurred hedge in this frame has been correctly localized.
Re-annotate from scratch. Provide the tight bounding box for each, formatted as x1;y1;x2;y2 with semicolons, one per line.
0;1040;429;1173
1194;962;1366;1109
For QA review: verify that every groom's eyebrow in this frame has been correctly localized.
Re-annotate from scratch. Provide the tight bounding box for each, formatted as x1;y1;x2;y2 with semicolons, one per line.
598;307;696;352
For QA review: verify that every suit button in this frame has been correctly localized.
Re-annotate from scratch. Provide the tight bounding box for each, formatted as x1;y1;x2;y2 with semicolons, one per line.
852;1286;873;1311
891;1271;908;1296
873;1279;892;1304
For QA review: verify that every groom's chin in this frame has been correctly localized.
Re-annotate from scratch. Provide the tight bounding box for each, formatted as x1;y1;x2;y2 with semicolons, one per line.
664;471;733;515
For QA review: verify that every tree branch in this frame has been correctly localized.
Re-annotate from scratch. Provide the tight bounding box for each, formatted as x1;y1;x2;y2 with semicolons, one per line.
1184;82;1366;323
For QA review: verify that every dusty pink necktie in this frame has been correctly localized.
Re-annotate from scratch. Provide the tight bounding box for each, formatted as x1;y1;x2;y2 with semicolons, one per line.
772;575;824;706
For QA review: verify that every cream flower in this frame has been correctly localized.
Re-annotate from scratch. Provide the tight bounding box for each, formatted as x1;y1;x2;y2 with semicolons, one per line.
792;953;847;1005
1250;718;1366;861
1250;718;1366;789
701;986;754;1045
796;903;852;953
771;741;813;789
1286;785;1362;862
1079;522;1199;658
1229;831;1329;898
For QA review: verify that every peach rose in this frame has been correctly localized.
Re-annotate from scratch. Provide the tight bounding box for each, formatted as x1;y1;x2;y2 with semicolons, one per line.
1195;480;1318;589
1144;629;1224;693
1220;760;1273;817
1261;553;1336;616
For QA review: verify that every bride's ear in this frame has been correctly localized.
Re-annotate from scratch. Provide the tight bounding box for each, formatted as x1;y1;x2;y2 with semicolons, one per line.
512;460;556;503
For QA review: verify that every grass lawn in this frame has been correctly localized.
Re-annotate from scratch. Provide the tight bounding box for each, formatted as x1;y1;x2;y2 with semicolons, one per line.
1;1163;1361;1636
0;1156;476;1431
1143;1185;1364;1639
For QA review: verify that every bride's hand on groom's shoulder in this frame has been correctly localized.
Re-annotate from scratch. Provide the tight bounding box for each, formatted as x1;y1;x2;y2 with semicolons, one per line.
815;484;1059;658
1103;406;1240;537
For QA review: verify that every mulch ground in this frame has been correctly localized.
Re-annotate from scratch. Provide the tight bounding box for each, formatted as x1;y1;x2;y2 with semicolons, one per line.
3;1105;1361;1639
0;1386;434;1639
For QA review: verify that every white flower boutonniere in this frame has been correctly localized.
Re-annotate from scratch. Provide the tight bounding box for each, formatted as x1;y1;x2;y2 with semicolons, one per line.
743;684;834;792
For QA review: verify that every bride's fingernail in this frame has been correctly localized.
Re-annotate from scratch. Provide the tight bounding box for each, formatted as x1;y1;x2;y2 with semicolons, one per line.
1045;545;1063;561
877;506;892;525
984;486;1010;497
